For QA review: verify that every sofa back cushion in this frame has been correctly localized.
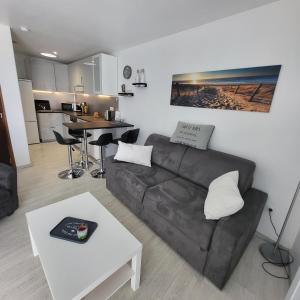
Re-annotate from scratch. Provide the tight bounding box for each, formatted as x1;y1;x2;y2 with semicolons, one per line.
145;134;187;174
178;147;255;195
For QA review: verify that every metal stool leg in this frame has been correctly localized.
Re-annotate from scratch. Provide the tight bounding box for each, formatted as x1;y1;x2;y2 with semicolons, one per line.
68;145;73;168
90;145;105;178
58;145;84;180
75;138;93;169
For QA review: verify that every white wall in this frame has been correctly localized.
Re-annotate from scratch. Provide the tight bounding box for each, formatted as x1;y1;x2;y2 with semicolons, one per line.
291;221;300;280
117;0;300;248
285;265;300;300
0;24;30;167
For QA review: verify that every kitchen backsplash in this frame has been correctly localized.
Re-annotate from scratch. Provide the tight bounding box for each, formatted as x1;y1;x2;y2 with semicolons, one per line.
33;91;119;114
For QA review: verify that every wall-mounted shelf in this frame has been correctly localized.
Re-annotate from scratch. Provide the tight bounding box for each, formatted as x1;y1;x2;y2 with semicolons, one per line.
132;83;147;87
118;92;134;97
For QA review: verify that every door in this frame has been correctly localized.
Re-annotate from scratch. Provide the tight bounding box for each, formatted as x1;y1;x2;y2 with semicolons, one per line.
19;80;37;121
0;87;16;167
25;121;40;144
37;113;54;142
68;61;82;93
92;54;118;95
37;113;64;142
51;113;64;136
81;56;94;94
54;63;69;92
101;53;118;96
31;58;56;91
19;80;40;145
93;55;101;94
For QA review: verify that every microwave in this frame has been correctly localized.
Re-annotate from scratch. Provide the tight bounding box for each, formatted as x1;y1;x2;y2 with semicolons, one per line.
61;103;81;111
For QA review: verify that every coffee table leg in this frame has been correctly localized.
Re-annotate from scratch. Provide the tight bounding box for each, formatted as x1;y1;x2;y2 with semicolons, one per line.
29;227;38;257
131;247;142;291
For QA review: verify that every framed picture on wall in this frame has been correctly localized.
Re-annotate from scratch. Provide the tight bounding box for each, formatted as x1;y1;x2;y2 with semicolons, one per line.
170;65;281;113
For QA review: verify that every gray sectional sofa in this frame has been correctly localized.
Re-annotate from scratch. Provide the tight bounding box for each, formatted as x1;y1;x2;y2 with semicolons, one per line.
106;134;267;289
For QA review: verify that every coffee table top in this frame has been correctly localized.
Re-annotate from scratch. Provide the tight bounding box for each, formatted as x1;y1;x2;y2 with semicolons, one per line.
26;192;142;300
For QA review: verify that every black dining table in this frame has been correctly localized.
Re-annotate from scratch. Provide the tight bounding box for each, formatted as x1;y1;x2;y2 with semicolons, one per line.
63;119;134;169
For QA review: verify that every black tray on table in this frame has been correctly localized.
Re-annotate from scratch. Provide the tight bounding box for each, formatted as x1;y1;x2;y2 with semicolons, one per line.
50;217;98;244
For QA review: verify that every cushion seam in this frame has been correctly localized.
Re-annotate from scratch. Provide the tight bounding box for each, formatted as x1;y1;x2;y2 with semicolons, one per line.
140;174;179;204
144;208;210;251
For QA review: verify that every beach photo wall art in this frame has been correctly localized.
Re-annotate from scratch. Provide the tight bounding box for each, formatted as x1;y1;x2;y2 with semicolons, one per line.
170;65;281;112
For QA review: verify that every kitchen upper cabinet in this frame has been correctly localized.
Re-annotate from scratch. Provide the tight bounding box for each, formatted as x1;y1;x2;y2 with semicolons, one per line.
31;58;56;91
68;61;81;92
68;53;117;96
54;63;69;92
68;56;94;94
31;58;69;92
15;53;31;79
93;53;118;96
82;57;94;94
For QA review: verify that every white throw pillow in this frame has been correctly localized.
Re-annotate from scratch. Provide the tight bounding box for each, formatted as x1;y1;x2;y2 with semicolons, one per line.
204;171;244;220
114;141;153;167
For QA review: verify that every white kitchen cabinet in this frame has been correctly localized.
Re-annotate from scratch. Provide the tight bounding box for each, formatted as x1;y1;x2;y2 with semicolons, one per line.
62;114;73;138
25;121;40;144
37;113;63;142
68;56;94;94
15;53;32;79
68;61;81;92
31;58;56;91
81;57;94;94
68;53;117;96
54;63;69;92
93;53;118;96
31;58;69;92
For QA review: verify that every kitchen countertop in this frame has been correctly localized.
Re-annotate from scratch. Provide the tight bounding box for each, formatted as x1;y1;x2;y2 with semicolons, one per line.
63;120;134;130
37;110;98;122
37;110;133;130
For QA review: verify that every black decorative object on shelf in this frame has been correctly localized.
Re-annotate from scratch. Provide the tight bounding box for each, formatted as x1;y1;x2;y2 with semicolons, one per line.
132;83;148;87
118;92;134;97
50;216;98;244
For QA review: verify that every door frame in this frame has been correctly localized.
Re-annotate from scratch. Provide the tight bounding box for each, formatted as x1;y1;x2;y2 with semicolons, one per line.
0;87;16;168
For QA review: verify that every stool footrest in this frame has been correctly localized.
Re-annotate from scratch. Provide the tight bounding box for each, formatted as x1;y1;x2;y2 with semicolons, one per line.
58;168;84;180
90;168;105;178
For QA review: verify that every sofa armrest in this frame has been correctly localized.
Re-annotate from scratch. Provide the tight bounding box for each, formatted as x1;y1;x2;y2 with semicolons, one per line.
204;188;267;289
0;163;15;191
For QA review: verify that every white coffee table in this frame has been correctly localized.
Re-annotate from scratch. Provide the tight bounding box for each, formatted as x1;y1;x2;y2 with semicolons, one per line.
26;192;142;300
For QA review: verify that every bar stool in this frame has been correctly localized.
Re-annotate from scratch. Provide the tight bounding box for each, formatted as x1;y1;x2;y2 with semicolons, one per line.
68;129;93;169
89;133;113;178
112;128;140;144
53;131;84;179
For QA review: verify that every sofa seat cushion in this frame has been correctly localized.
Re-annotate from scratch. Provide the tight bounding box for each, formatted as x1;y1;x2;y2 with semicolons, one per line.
143;177;217;250
106;158;177;204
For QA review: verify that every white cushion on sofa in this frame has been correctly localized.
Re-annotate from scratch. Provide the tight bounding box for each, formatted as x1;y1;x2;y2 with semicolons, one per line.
114;141;153;167
204;171;244;220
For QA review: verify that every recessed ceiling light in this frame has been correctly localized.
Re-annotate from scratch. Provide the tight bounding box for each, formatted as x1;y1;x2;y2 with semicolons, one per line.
20;26;30;32
40;52;57;58
53;51;58;55
83;62;96;66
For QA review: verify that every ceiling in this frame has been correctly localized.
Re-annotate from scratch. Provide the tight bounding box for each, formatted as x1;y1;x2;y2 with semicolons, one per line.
0;0;277;63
